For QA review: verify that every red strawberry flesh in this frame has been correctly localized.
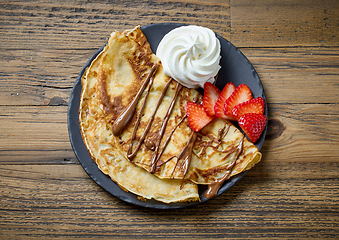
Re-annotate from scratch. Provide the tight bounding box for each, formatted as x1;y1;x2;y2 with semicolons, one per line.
214;82;236;119
203;82;221;116
232;97;265;121
185;101;215;132
238;113;267;143
223;84;253;121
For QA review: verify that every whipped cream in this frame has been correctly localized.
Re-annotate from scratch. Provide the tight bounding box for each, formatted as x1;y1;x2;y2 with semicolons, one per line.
156;25;221;89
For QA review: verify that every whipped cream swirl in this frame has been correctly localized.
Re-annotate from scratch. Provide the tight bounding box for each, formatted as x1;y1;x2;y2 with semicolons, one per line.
156;25;221;89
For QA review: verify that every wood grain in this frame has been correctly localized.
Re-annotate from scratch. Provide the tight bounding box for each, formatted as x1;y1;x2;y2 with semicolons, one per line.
2;1;338;106
231;0;339;47
1;0;338;239
1;47;338;106
243;47;339;104
0;164;337;239
0;0;230;107
0;106;74;163
1;103;338;165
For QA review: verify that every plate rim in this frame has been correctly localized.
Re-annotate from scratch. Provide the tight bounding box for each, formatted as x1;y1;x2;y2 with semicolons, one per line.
67;22;267;209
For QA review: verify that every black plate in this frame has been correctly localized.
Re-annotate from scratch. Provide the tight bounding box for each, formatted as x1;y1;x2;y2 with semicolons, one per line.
68;23;267;209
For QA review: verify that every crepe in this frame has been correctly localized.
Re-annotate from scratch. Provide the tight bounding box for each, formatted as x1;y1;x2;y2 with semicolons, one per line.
79;26;261;203
79;38;199;203
187;117;261;184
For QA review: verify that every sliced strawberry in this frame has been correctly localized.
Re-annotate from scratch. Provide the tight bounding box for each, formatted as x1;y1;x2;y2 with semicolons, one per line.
203;82;221;116
214;82;236;119
223;84;253;121
238;113;267;143
232;97;265;121
185;101;215;132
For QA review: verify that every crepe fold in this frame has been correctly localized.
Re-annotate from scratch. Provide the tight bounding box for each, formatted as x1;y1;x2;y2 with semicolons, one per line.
79;26;261;203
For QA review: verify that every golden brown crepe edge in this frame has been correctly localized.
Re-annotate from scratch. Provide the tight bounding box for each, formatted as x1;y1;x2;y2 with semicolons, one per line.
78;26;263;203
78;33;200;204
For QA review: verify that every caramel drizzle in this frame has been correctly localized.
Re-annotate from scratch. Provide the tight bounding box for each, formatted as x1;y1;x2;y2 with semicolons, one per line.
112;64;159;136
203;135;245;199
127;77;172;159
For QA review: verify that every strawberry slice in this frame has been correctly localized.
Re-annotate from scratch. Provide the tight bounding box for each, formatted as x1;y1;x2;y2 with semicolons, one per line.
232;97;265;121
185;101;215;132
214;82;236;119
203;82;221;116
223;84;253;121
238;113;267;143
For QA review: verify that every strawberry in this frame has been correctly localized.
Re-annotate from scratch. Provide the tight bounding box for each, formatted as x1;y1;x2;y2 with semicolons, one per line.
232;97;265;121
223;84;253;121
203;82;221;116
214;82;236;119
238;113;267;143
185;101;215;132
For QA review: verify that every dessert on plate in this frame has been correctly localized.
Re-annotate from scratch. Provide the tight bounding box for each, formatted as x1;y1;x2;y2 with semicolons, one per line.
79;25;264;203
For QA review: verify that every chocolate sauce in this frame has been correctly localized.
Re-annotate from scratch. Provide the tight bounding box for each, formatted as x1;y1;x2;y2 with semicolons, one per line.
148;116;196;179
144;139;155;150
155;115;187;168
112;64;159;136
217;124;230;143
203;136;244;199
149;82;183;173
153;98;201;176
126;68;156;158
108;59;242;193
127;77;172;159
174;131;198;177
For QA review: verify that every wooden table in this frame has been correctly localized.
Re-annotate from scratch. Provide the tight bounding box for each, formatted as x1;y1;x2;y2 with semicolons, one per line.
1;0;338;239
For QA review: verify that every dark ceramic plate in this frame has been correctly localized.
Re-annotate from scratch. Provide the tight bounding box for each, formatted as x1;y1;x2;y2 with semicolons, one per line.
68;23;267;209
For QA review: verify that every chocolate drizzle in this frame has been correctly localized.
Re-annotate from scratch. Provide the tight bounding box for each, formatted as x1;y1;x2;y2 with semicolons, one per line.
203;135;245;199
106;59;245;199
152;128;197;178
172;131;198;177
149;82;183;173
127;77;172;160
144;139;155;150
112;64;159;136
218;124;230;143
120;73;193;175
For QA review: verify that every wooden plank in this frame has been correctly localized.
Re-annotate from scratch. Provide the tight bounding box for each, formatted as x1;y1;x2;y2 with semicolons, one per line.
0;0;230;41
0;47;92;106
0;0;230;49
1;1;338;106
230;0;339;47
1;0;338;239
262;103;339;163
1;46;338;106
0;0;231;106
1;103;338;165
0;164;337;239
0;106;75;163
241;47;339;104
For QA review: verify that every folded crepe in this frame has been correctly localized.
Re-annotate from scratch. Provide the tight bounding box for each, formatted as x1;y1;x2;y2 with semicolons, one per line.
79;26;261;203
79;37;199;203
